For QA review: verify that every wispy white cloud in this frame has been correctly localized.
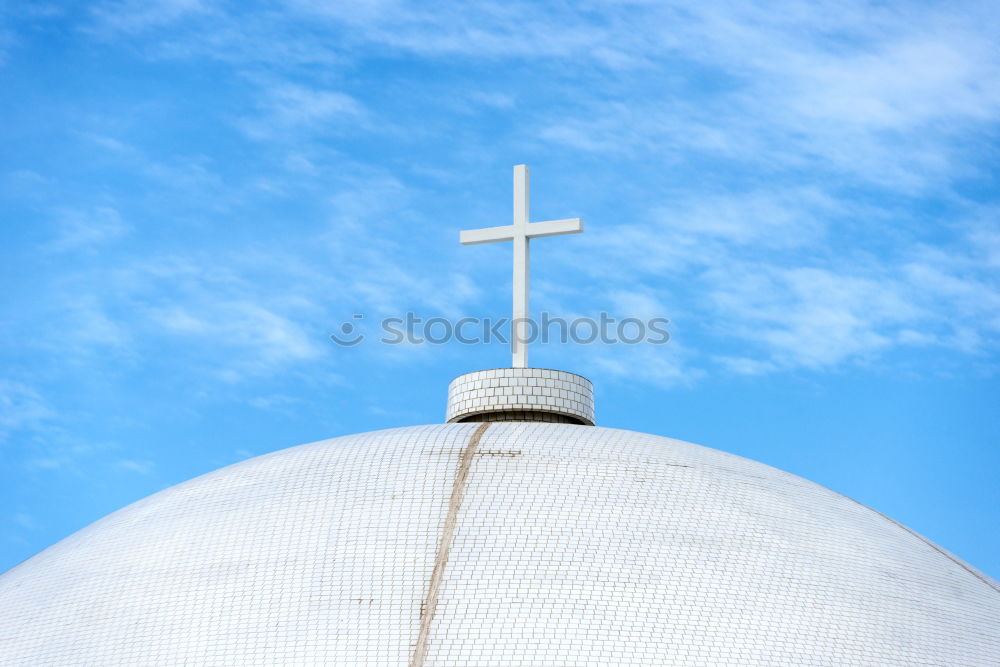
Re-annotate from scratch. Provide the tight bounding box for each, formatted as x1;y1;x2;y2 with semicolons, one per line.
19;169;484;384
706;265;916;369
77;132;227;199
286;1;612;61
605;289;670;321
580;181;999;379
106;253;328;380
591;342;702;389
114;458;154;474
78;0;999;192
22;440;107;474
89;0;212;35
47;206;129;251
268;84;363;126
0;3;65;68
239;82;367;140
0;27;13;68
0;380;52;445
61;296;133;353
595;187;834;272
12;512;38;532
713;355;778;377
529;4;999;191
247;393;300;412
17;0;1000;390
151;299;325;380
467;91;515;110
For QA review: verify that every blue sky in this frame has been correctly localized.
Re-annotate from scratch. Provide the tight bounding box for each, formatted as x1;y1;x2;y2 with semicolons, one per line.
1;1;998;578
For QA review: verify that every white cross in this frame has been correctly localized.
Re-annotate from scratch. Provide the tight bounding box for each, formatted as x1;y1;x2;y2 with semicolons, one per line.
460;164;583;368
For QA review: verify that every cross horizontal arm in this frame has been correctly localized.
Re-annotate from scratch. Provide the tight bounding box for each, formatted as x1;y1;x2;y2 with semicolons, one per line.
526;218;583;239
460;225;515;245
460;218;583;245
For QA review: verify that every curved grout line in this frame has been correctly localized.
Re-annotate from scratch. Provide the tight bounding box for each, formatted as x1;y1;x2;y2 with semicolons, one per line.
410;422;490;667
845;496;1000;595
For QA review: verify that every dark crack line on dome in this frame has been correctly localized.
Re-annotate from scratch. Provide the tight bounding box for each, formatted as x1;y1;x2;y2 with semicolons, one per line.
410;422;490;667
845;496;1000;595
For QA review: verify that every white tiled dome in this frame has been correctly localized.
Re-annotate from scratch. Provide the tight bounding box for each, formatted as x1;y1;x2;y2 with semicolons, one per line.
1;423;998;665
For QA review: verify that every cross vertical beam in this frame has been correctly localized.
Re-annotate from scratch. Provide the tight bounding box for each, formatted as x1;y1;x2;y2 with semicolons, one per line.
460;165;583;368
512;165;530;368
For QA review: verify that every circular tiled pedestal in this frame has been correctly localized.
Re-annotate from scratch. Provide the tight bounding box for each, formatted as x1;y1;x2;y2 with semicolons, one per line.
446;368;595;425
